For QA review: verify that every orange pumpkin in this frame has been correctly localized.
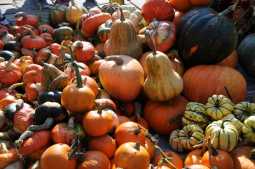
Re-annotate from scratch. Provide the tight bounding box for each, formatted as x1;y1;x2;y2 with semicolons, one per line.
49;43;62;56
145;138;155;160
51;123;76;145
144;96;188;134
14;55;34;73
114;142;150;169
19;131;51;155
88;135;116;158
21;32;47;50
78;151;111;169
40;32;53;46
88;59;105;75
154;150;183;169
40;144;77;169
141;0;174;23
167;0;210;12
218;50;239;68
83;108;117;137
72;41;95;63
232;146;255;169
65;63;91;81
115;121;147;146
0;59;22;85
24;83;41;102
82;12;112;38
99;55;144;101
184;164;209;169
183;65;247;103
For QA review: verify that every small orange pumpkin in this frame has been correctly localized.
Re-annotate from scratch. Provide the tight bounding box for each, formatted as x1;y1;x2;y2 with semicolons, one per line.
72;41;95;63
15;12;39;27
51;123;76;145
0;58;22;85
78;151;111;169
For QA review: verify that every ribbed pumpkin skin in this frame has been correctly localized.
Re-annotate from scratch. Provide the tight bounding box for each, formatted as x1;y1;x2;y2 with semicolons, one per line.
177;7;238;67
237;34;255;76
183;65;247;104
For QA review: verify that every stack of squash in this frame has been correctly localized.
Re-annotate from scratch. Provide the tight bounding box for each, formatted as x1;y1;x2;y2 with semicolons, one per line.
0;0;254;169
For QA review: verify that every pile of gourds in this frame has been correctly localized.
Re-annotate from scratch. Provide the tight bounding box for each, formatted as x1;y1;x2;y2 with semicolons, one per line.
0;0;254;168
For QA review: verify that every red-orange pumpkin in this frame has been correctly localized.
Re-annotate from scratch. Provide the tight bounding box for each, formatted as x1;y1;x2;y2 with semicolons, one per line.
21;33;47;50
183;65;247;103
51;123;76;145
78;151;111;169
141;0;174;23
167;0;210;12
0;60;22;85
144;96;188;134
15;12;39;27
19;131;51;155
72;41;95;63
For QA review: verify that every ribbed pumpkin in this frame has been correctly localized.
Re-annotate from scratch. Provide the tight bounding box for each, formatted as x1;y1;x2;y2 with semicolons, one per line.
183;65;247;104
233;102;255;122
169;124;204;152
182;102;210;128
104;8;143;59
143;49;183;101
99;55;144;101
177;7;238;67
205;120;239;152
242;116;255;143
65;0;86;25
205;95;234;120
237;33;255;76
144;96;188;134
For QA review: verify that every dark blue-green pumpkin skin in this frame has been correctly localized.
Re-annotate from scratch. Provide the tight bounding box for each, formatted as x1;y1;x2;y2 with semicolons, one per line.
177;7;238;67
238;33;255;76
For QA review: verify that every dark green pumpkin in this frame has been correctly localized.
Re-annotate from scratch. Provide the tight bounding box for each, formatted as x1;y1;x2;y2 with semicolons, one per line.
53;26;73;43
0;50;15;61
177;7;238;67
3;41;21;52
38;91;62;104
49;4;67;27
237;33;255;76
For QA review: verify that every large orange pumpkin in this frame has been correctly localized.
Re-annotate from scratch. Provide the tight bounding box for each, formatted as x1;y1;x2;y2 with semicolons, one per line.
144;96;188;134
40;144;77;169
183;65;247;103
232;146;255;169
78;151;111;169
167;0;210;12
99;55;144;101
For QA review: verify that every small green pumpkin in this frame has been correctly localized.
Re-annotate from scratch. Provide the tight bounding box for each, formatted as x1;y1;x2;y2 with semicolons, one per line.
205;95;234;120
169;124;204;152
182;102;210;128
242;115;255;143
53;26;73;43
233;102;255;122
222;114;243;133
49;4;67;27
206;120;239;152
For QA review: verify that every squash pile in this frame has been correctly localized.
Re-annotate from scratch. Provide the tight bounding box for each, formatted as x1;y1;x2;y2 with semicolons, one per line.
0;0;255;168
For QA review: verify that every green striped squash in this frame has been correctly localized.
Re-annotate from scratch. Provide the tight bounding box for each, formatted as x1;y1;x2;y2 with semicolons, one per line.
182;102;210;128
206;120;239;152
242;115;255;143
233;102;255;122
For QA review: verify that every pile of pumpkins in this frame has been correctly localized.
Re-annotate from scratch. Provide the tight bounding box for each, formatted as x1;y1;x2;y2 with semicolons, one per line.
0;0;254;168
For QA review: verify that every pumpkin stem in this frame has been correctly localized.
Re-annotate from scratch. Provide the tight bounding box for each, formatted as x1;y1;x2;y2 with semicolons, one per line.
105;56;124;65
134;142;141;151
119;7;125;22
219;0;239;16
224;86;233;100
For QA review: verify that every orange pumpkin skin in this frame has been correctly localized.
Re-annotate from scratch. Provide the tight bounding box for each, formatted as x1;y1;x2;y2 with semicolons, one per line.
201;150;234;169
185;164;210;169
0;95;16;109
144;96;188;134
173;11;184;27
14;103;34;133
117;115;131;125
145;138;155;160
82;13;112;38
21;34;47;50
29;144;49;160
14;56;34;73
142;0;174;23
38;24;54;35
99;55;144;101
184;149;203;166
19;131;51;155
167;0;210;12
88;135;116;158
51;123;76;145
72;41;95;63
83;108;117;137
154;150;183;169
0;148;19;169
78;151;111;169
232;146;255;169
61;84;96;113
218;50;238;68
89;59;105;75
0;61;22;85
114;142;150;169
15;14;39;27
65;65;91;81
49;43;62;56
25;83;40;102
183;65;247;103
115;121;147;146
40;144;77;169
40;32;53;46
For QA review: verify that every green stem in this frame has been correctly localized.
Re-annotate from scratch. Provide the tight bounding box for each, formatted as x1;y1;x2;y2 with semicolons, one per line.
119;7;125;22
72;61;83;88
